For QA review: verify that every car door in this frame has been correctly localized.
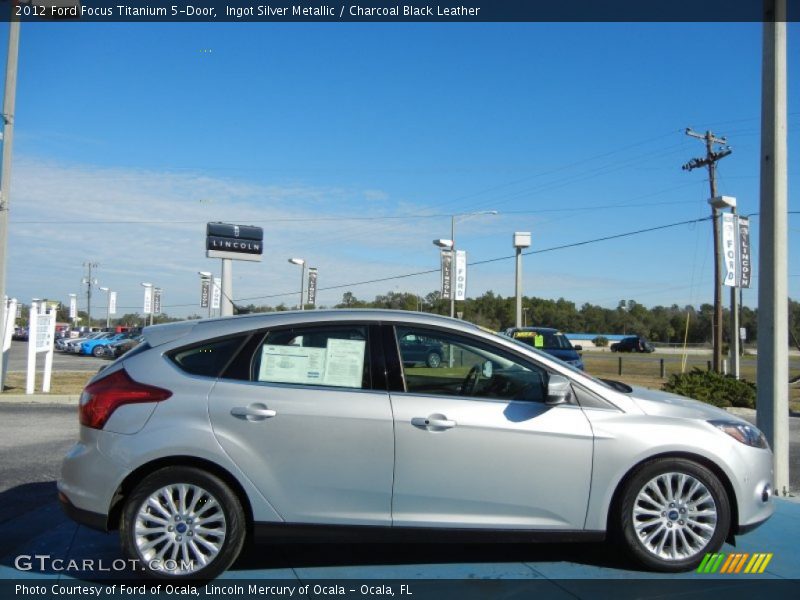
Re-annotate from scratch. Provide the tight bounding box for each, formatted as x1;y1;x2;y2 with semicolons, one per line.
208;323;395;526
387;324;594;530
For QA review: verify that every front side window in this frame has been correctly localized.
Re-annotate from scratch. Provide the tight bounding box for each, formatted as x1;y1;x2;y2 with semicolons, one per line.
396;326;549;402
251;325;370;390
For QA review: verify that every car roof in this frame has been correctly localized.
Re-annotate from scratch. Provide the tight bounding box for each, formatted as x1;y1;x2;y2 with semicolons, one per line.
140;309;484;349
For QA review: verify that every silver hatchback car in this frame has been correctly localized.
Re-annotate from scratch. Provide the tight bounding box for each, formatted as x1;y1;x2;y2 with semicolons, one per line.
59;310;774;580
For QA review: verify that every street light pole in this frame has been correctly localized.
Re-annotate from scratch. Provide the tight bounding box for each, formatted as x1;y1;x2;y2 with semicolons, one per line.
513;232;531;328
446;210;498;319
289;258;305;310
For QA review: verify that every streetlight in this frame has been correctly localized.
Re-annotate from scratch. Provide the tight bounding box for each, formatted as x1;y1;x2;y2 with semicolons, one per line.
99;287;112;330
198;271;213;318
513;232;531;328
288;258;306;310
141;282;153;327
433;211;498;318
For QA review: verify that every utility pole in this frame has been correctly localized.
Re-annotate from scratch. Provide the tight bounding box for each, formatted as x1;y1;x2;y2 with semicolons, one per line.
757;0;789;496
82;261;98;327
682;129;732;373
0;20;20;393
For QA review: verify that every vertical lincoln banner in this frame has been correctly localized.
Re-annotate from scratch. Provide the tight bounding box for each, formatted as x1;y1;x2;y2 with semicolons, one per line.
108;291;117;315
440;250;453;298
143;286;153;315
722;213;738;287
454;250;467;301
738;216;751;289
200;279;210;309
307;268;318;307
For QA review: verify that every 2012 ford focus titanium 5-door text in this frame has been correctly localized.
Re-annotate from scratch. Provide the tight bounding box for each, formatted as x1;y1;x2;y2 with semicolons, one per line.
59;310;774;580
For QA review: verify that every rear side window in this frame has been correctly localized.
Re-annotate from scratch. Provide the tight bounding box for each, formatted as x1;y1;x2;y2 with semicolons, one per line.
169;335;249;378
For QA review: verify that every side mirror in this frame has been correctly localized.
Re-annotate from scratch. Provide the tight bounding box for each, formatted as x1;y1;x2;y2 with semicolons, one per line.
574;345;583;352
546;374;572;405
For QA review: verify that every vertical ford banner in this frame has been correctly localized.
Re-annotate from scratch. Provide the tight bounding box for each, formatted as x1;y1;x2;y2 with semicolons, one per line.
307;268;318;307
153;289;162;314
143;286;153;315
440;249;453;298
68;295;77;319
738;217;751;289
454;250;467;301
108;291;117;315
721;213;738;287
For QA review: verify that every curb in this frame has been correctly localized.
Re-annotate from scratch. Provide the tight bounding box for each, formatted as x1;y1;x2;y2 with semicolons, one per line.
0;394;79;404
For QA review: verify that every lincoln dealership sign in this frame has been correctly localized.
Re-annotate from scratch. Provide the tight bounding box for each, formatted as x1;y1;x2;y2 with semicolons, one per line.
206;222;264;262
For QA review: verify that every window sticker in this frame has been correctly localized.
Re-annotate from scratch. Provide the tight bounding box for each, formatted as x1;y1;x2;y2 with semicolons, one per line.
534;334;544;348
322;338;366;388
258;344;326;384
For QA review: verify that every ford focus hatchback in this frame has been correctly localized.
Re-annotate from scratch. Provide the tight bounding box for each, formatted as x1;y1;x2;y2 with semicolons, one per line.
59;310;774;580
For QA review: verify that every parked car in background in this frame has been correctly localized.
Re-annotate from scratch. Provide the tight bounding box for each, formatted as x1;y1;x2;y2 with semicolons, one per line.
60;310;773;579
610;336;655;353
61;331;111;353
12;327;28;341
102;335;144;359
81;333;136;357
399;331;445;367
502;327;584;370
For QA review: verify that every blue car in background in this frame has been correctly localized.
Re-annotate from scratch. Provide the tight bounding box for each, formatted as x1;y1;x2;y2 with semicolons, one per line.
80;333;134;357
502;326;584;370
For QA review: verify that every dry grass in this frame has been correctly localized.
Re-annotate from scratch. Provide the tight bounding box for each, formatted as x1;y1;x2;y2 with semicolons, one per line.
2;371;93;395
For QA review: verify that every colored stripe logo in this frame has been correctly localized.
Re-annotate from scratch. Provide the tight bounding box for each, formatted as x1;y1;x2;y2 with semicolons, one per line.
697;552;773;574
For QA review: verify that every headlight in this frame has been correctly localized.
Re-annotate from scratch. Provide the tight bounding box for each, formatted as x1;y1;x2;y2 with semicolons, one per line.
709;420;769;449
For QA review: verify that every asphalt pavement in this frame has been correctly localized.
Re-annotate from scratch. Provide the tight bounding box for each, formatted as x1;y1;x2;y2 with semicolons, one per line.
0;402;797;595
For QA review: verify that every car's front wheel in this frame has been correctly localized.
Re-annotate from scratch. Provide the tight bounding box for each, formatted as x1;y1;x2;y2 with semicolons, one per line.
120;466;246;580
617;458;730;572
92;346;105;357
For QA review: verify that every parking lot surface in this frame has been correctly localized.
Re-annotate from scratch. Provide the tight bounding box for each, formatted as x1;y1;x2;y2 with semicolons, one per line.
0;405;798;597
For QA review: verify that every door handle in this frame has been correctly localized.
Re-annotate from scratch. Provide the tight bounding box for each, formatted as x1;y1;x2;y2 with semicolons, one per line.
231;404;277;421
411;415;456;430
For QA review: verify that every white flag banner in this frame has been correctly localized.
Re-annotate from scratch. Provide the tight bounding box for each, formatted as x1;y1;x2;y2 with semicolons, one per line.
722;213;738;287
109;291;117;315
738;217;751;289
211;278;221;310
454;250;467;301
143;286;153;314
69;295;77;319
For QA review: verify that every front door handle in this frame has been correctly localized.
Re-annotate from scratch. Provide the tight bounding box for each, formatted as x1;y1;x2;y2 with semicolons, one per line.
411;414;456;431
231;403;277;421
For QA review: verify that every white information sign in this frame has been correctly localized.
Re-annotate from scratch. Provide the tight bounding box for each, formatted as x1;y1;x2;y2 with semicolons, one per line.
322;339;365;388
26;301;57;394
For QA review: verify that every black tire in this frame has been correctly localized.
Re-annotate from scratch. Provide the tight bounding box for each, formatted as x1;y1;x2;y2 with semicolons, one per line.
120;466;246;581
426;352;442;368
92;345;105;357
616;458;730;572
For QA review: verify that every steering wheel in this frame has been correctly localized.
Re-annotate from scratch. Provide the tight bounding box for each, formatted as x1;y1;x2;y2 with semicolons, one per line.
461;364;482;396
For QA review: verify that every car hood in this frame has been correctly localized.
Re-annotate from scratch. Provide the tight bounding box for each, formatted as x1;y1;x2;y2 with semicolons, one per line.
627;385;748;424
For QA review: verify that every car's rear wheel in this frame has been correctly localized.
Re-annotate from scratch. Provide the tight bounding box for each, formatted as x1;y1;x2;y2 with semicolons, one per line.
426;352;442;368
120;466;246;580
617;458;730;572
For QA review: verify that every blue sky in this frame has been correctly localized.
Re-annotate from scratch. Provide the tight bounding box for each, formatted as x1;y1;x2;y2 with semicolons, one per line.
2;22;798;317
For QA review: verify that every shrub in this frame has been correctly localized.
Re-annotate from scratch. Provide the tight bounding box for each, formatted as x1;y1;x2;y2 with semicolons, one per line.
662;368;756;409
592;336;609;347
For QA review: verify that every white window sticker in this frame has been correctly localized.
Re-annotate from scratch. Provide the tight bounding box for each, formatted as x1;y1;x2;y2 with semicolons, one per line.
322;338;366;388
258;344;327;385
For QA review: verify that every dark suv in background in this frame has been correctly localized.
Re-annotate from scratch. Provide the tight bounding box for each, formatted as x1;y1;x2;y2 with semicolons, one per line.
610;336;655;353
399;332;444;367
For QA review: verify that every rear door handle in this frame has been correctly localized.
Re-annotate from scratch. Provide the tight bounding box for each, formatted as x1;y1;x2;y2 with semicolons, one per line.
411;415;456;431
231;403;277;421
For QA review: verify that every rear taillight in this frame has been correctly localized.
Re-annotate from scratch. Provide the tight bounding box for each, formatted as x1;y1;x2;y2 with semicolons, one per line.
79;369;172;429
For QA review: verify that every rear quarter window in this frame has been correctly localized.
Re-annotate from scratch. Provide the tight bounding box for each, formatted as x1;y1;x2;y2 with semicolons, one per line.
168;335;249;378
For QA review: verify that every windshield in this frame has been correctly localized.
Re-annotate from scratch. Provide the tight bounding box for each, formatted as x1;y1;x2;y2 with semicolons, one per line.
512;330;574;350
502;335;615;391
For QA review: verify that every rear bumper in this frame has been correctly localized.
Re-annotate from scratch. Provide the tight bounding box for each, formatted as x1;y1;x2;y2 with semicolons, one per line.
58;491;108;532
